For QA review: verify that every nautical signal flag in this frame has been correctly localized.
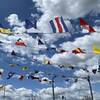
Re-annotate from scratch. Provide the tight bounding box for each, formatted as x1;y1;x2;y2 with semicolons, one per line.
11;50;16;56
80;18;96;33
7;72;15;79
21;66;29;71
18;75;24;80
92;69;97;74
38;38;44;45
49;16;68;33
93;44;100;54
15;38;27;46
72;48;86;54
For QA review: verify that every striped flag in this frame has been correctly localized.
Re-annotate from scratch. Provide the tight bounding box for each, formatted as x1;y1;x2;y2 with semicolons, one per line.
49;16;68;33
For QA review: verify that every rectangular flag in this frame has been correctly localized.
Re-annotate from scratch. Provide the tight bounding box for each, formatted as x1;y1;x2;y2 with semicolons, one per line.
49;16;68;33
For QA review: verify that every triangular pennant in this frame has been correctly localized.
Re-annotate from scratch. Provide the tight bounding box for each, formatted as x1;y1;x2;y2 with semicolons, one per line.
80;18;96;33
15;38;27;46
18;75;24;80
11;50;16;56
92;69;97;74
7;72;15;79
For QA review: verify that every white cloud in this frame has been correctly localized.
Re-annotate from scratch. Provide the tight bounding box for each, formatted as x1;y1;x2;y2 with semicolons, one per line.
0;82;99;100
50;32;100;66
7;14;24;27
0;85;37;100
33;0;98;32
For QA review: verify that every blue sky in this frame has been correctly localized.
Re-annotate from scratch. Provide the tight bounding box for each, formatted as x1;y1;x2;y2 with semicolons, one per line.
0;0;38;27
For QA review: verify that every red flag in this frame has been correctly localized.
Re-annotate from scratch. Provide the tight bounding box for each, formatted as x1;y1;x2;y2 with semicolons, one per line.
15;41;26;46
80;18;96;33
15;38;27;46
18;75;24;80
55;17;63;33
72;48;86;54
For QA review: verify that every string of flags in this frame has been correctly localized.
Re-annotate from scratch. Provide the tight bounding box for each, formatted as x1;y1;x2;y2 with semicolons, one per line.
0;65;99;84
0;16;96;36
43;58;100;73
0;16;99;86
1;38;100;56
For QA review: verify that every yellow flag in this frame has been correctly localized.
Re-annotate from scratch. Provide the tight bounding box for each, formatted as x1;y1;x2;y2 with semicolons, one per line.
0;28;12;35
93;44;100;54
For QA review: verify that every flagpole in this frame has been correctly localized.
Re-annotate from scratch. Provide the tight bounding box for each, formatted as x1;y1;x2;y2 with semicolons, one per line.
51;76;56;100
87;76;94;100
3;81;6;100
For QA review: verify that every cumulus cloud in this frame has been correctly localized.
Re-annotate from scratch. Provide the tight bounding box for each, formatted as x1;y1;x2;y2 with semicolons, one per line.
50;32;100;67
0;1;99;100
7;14;24;27
6;14;41;34
0;85;38;100
33;0;98;32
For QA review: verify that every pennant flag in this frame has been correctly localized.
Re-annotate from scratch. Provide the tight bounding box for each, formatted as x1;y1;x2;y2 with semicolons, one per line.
38;38;44;45
40;77;51;84
22;67;28;71
92;69;97;74
80;18;96;33
72;48;86;54
25;19;37;29
11;50;16;56
93;44;100;54
68;65;74;69
62;96;65;100
27;73;40;80
49;16;68;33
44;59;51;65
58;64;65;68
15;38;27;46
7;72;15;79
57;49;67;53
65;78;70;82
34;70;39;74
30;76;40;80
74;78;78;82
18;75;24;80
